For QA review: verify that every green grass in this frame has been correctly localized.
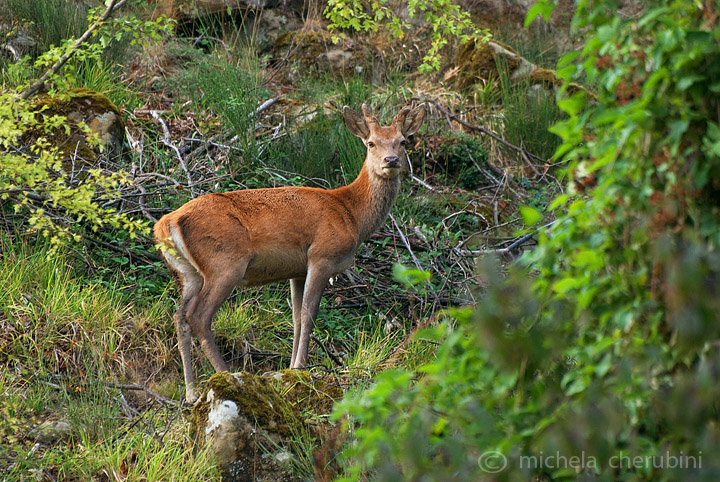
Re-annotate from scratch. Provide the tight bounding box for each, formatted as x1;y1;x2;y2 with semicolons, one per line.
493;21;566;70
70;57;142;111
265;108;366;182
496;60;563;162
0;239;220;480
179;51;270;168
0;241;125;376
5;0;88;55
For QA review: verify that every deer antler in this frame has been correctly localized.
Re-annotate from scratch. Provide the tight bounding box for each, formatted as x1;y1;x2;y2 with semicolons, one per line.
361;103;380;129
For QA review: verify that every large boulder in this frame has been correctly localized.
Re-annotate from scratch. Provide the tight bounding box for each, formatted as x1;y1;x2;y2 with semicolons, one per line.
25;88;125;166
193;371;342;482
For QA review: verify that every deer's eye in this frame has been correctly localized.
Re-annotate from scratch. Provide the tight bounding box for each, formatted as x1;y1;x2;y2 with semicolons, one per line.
368;141;376;148
400;139;407;147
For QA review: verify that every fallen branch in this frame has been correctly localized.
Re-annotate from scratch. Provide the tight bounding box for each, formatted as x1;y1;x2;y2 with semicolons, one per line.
455;220;557;256
389;213;423;271
106;381;180;407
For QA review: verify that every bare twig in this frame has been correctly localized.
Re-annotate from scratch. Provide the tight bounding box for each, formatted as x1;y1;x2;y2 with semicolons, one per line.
253;97;280;118
136;183;158;223
106;381;180;407
411;175;439;192
311;334;345;367
454;220;557;256
151;110;195;196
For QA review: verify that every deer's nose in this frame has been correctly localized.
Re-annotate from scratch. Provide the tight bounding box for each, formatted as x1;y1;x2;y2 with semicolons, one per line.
384;156;400;167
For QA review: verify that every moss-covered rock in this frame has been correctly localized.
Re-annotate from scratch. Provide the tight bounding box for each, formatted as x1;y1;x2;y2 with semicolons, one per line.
193;370;343;482
454;39;530;90
25;88;125;166
271;369;344;417
453;39;594;99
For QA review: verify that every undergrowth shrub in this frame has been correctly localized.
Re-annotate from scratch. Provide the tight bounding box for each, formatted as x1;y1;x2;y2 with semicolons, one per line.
433;131;489;189
333;1;720;480
0;5;172;247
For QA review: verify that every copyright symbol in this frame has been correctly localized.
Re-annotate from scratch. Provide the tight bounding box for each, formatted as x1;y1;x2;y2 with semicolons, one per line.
478;451;507;473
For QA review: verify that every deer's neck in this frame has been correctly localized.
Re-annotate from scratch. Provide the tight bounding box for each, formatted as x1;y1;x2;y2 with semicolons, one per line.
341;164;401;243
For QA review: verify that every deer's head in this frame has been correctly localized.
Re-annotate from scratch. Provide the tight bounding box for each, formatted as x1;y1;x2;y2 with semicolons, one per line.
343;103;426;179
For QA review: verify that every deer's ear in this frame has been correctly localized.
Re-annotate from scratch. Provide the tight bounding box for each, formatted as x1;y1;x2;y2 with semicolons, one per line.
343;106;370;140
401;105;426;137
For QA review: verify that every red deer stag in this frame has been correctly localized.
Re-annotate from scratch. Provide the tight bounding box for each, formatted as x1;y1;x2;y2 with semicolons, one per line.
154;103;425;402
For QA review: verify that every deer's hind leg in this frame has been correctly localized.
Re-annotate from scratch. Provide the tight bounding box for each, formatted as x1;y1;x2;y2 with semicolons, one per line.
185;258;250;374
162;250;205;403
290;277;305;367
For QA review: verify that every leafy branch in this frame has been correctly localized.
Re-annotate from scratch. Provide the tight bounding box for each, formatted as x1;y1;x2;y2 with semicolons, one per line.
324;0;488;72
20;0;129;100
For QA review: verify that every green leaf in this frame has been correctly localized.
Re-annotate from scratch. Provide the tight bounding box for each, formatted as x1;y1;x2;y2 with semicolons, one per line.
393;263;431;286
564;374;589;396
524;1;555;28
557;93;587;116
553;277;579;294
668;119;689;143
677;74;705;91
548;194;569;211
594;353;613;377
571;249;603;270
519;206;542;226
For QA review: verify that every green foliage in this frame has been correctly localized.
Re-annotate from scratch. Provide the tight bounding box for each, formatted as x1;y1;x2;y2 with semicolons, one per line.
0;93;147;244
0;5;174;247
0;94;147;247
324;0;487;72
334;1;720;480
434;131;489;189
